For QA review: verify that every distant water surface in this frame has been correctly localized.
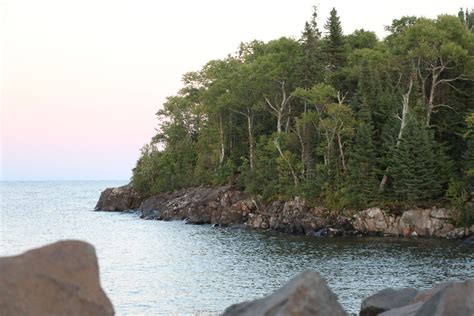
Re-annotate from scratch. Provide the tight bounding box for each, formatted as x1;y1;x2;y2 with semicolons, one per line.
1;181;473;315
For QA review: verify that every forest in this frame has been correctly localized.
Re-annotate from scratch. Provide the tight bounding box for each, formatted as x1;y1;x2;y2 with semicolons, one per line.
132;7;474;224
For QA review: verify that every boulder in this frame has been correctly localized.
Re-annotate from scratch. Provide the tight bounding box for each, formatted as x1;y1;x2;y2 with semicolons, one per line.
360;288;419;316
378;302;423;316
222;270;347;316
0;240;114;316
410;282;452;304
376;280;474;316
95;183;141;211
415;279;474;316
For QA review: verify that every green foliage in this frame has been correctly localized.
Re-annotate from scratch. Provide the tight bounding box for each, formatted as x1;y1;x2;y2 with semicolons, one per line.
131;8;474;219
389;119;447;202
299;5;323;88
323;7;347;88
346;29;378;50
323;8;346;69
445;178;474;226
344;123;379;208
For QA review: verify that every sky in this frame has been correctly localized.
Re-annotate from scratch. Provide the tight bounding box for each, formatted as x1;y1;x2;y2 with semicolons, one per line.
1;0;471;180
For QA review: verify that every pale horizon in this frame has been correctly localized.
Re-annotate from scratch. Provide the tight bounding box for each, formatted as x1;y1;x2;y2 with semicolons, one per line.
1;0;471;180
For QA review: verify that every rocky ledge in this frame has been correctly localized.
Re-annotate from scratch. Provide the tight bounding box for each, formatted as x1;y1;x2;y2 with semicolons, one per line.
95;185;474;239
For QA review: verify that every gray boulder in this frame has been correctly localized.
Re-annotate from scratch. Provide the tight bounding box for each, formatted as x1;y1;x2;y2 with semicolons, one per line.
415;279;474;316
360;288;419;316
378;280;474;316
222;270;347;316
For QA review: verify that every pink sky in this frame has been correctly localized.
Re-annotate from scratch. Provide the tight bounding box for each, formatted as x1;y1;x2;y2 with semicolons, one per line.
1;0;469;180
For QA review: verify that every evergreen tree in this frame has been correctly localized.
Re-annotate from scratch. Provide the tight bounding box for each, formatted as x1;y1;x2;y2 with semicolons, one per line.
459;8;474;31
299;6;323;88
458;8;466;24
344;122;379;208
390;119;443;202
323;7;346;85
356;58;381;120
464;114;474;189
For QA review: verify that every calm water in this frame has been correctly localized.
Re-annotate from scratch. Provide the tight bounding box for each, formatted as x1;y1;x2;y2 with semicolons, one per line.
1;181;473;315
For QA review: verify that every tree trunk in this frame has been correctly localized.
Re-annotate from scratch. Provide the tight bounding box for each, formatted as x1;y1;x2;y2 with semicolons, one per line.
247;110;254;171
264;80;293;134
379;74;414;192
273;138;299;188
337;132;346;171
426;70;438;127
219;113;225;165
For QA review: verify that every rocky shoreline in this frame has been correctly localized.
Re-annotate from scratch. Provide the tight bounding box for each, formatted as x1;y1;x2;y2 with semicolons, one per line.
95;184;474;240
1;241;473;315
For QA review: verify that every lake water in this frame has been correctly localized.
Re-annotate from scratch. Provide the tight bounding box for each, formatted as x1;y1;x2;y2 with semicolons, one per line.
1;181;473;315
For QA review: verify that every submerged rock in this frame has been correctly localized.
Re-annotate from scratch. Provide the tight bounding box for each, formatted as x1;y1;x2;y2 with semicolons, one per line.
222;270;347;316
0;240;114;316
95;183;142;211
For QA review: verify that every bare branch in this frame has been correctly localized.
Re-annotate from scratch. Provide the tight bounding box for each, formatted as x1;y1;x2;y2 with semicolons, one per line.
264;97;279;113
229;108;248;117
432;103;457;111
337;91;347;105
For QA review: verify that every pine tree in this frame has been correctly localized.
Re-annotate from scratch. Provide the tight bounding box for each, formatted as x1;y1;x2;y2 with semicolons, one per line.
458;8;466;24
299;6;323;88
357;59;381;119
390;119;443;202
323;8;346;79
459;8;474;31
344;122;379;208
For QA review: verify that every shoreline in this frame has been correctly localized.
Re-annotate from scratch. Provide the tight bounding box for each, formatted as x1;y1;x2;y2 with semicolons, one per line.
95;184;474;241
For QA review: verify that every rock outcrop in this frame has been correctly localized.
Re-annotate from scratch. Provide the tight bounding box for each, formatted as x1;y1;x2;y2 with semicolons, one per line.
139;186;253;226
96;185;473;239
95;183;142;211
353;207;474;238
136;187;351;235
0;240;114;316
222;270;347;316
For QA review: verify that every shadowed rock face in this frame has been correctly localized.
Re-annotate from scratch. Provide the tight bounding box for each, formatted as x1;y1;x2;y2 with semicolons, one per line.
360;287;419;316
0;240;114;316
222;270;347;316
95;183;142;211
